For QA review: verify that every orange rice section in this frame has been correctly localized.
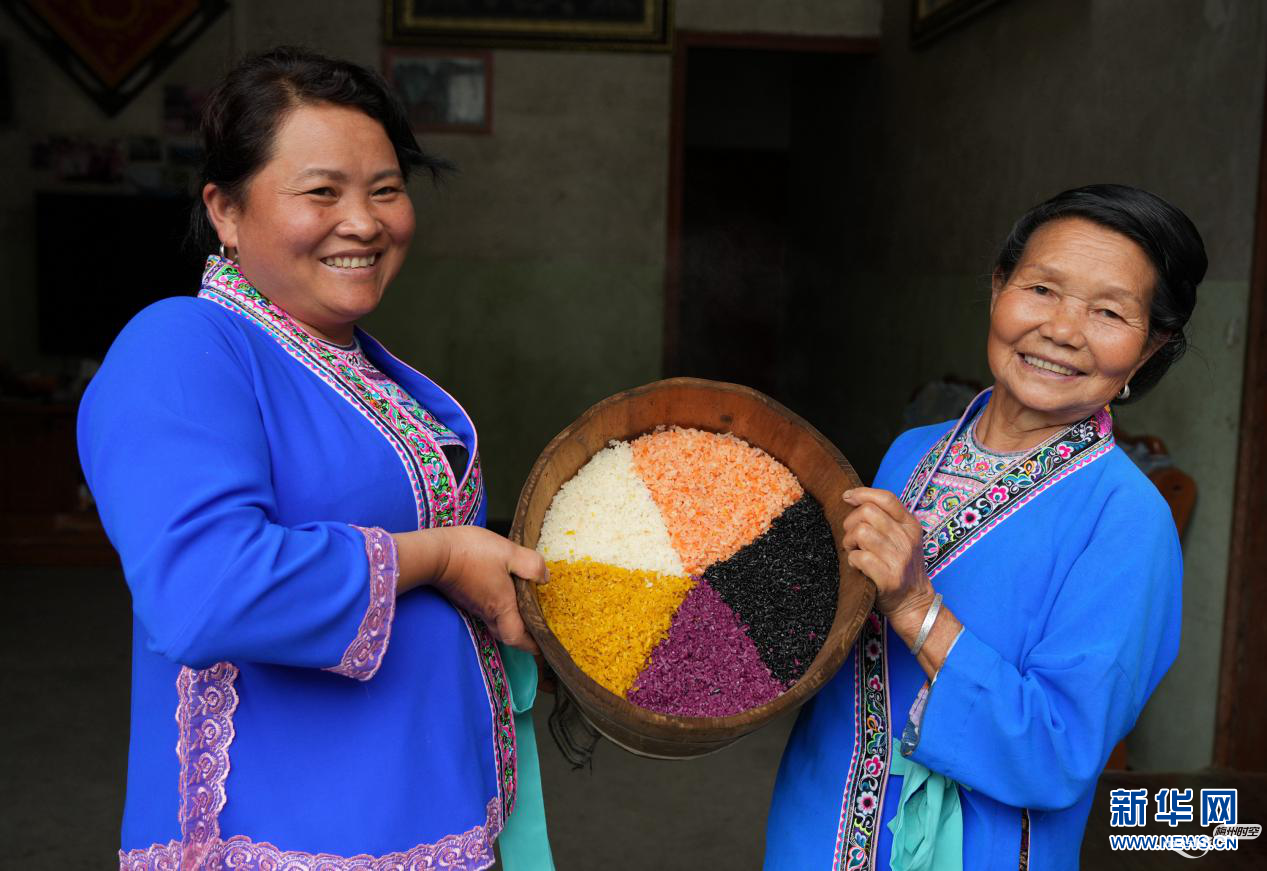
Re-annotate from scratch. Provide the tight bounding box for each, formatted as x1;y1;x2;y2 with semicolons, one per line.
539;559;695;696
631;427;803;575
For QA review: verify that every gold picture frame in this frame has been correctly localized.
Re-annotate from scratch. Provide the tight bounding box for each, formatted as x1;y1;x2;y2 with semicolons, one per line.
383;0;673;52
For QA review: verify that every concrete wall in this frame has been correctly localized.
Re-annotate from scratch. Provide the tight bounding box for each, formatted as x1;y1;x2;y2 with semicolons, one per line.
821;0;1263;770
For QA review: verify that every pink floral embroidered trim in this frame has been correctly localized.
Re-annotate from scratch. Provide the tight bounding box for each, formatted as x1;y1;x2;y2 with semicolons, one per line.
922;412;1115;581
902;399;1115;581
197;257;483;531
119;666;504;871
119;798;502;870
831;611;890;870
119;841;179;870
927;438;1113;581
175;662;239;869
324;526;398;682
461;615;518;824
366;337;486;528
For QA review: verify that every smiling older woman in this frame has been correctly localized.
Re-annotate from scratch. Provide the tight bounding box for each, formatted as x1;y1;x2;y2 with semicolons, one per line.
78;48;552;870
765;185;1206;871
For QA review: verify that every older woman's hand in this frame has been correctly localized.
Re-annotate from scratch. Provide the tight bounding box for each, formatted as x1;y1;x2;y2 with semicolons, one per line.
394;526;547;654
841;488;935;623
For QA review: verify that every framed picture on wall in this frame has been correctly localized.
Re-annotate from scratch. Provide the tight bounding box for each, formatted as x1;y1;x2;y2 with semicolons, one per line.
384;48;492;134
383;0;673;52
910;0;1009;47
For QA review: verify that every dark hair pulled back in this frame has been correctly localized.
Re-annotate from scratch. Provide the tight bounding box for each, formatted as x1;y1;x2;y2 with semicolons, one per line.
994;184;1207;402
187;45;450;253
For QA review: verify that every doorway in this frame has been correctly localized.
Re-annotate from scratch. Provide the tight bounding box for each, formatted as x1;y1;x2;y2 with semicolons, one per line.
664;33;878;425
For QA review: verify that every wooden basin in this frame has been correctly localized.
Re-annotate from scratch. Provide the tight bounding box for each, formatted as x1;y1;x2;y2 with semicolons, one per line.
510;377;874;759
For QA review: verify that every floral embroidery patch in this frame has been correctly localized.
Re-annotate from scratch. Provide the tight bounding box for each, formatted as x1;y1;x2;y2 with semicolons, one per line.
464;617;518;824
913;413;1025;532
832;611;890;870
324;527;398;682
175;662;238;869
120;798;503;870
920;410;1113;579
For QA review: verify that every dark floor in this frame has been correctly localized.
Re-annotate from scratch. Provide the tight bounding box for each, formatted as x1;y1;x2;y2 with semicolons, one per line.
3;566;133;870
3;567;1264;869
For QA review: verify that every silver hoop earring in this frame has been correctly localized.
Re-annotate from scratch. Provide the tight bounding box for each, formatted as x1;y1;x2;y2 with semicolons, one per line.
218;243;226;258
1117;382;1131;401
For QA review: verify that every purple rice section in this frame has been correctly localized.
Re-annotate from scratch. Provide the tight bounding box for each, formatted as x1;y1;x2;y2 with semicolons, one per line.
627;579;786;717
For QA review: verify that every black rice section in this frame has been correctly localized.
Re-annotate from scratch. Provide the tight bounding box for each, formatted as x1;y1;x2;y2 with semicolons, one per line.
702;494;839;686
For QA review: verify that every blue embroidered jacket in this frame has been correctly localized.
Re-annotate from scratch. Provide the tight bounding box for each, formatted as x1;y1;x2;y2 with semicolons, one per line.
79;259;544;869
765;393;1182;871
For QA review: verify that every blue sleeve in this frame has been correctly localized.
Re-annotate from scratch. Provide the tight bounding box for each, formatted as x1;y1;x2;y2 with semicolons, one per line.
907;484;1182;811
78;300;395;677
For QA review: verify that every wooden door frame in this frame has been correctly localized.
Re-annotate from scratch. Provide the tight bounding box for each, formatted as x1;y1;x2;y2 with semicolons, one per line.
1214;66;1267;771
662;31;879;376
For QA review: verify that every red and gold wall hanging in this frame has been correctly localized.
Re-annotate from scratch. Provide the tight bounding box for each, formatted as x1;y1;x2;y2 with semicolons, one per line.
2;0;228;116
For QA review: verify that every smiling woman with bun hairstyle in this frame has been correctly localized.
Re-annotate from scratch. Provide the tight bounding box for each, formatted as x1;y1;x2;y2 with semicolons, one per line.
79;47;553;870
765;184;1206;871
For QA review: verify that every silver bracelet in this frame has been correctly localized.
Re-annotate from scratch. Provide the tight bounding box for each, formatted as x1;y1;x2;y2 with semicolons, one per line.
909;593;943;656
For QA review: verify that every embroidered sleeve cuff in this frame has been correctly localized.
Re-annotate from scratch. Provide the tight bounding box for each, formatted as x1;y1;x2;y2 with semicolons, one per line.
324;525;398;681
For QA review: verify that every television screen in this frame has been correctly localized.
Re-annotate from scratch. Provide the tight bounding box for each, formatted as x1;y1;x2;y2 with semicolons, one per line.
36;192;206;359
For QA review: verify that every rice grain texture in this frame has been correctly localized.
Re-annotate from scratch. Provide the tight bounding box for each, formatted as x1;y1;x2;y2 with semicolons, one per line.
538;558;694;697
703;495;839;686
537;441;684;576
631;427;802;575
628;579;785;717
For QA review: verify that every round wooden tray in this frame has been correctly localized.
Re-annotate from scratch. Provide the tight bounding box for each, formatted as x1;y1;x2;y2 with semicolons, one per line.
510;377;874;759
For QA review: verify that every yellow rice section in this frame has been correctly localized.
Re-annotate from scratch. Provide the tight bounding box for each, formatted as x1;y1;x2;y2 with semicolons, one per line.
540;559;694;696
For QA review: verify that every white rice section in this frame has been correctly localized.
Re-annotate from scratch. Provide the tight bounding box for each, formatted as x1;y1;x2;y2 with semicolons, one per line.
538;440;685;576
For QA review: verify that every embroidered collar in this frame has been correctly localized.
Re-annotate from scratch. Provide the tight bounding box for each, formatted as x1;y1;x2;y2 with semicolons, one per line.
920;408;1023;516
944;410;1025;479
195;256;483;529
914;409;1022;531
902;389;1115;579
316;334;363;358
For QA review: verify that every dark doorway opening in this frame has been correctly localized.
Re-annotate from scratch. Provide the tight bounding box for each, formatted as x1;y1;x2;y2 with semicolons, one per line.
664;34;878;428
